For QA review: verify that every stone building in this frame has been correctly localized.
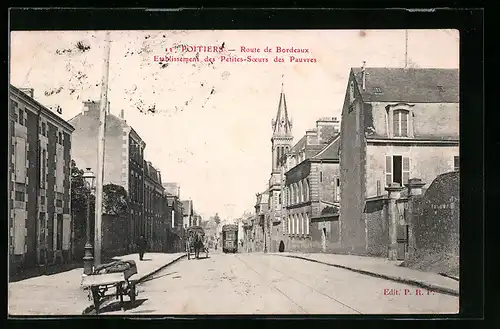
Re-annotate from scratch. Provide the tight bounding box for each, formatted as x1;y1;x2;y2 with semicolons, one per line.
165;191;185;252
69;101;153;250
144;161;166;252
9;85;74;275
253;191;269;252
271;115;341;253
338;65;459;257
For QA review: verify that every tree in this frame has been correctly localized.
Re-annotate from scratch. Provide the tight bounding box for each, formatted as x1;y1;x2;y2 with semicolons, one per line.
213;213;221;225
103;183;128;216
71;160;95;234
321;205;339;215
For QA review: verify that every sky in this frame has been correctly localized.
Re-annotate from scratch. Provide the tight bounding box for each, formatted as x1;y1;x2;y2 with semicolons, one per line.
9;29;459;222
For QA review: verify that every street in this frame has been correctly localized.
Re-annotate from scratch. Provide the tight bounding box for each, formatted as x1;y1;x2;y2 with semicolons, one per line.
101;252;459;315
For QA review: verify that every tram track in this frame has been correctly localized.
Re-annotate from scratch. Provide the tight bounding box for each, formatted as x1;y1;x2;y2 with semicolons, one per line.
234;254;362;314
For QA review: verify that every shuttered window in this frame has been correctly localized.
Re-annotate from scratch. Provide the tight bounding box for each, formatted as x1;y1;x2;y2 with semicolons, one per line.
403;157;410;185
15;137;27;183
385;156;392;186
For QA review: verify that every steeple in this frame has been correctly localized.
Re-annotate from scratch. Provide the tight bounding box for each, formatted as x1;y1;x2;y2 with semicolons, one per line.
272;76;293;137
270;78;294;174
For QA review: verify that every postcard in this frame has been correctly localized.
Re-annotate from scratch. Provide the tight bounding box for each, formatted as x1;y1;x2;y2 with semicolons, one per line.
8;28;460;316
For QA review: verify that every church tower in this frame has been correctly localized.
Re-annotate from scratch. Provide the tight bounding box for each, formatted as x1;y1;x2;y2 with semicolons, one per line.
271;82;293;176
265;81;293;252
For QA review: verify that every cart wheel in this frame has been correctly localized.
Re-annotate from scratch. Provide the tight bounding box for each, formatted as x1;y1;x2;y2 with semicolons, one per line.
129;283;136;302
91;286;100;315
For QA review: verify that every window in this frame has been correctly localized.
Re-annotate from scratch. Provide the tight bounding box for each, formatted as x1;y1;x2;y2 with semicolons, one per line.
41;122;47;136
18;109;25;126
40;149;47;188
320;171;323;183
305;213;310;235
393;110;409;137
454;156;459;171
385;155;410;186
373;87;382;94
58;132;63;145
305;179;310;201
437;85;445;92
15;191;25;202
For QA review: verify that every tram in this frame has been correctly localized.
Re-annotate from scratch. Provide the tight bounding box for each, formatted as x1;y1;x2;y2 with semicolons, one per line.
221;224;238;253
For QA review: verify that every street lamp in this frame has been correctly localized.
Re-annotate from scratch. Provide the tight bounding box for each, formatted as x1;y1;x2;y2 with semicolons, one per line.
82;168;96;275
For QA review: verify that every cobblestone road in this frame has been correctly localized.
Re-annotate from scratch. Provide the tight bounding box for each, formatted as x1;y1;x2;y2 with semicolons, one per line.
100;253;459;315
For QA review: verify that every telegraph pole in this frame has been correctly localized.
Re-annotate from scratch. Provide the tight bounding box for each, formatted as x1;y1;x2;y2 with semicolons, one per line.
404;30;408;69
94;31;111;265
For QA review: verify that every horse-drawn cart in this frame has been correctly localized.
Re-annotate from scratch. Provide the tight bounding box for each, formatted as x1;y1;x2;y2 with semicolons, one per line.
81;260;138;314
185;226;209;260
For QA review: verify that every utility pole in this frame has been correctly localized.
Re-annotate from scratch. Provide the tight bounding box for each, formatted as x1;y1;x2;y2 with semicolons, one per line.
94;31;111;265
404;30;408;69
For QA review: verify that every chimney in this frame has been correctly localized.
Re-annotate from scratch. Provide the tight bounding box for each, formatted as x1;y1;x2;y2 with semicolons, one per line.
361;61;366;91
306;129;318;145
316;117;340;144
82;100;100;115
120;109;125;119
19;88;34;98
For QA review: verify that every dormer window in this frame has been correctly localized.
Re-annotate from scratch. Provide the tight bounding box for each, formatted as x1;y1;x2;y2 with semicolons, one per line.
393;109;409;137
437;85;445;92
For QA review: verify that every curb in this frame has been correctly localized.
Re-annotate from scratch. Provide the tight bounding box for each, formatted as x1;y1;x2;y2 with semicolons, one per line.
134;254;186;284
274;254;459;297
82;254;186;315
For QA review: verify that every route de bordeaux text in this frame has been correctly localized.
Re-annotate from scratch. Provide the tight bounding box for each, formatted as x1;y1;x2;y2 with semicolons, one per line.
170;45;316;63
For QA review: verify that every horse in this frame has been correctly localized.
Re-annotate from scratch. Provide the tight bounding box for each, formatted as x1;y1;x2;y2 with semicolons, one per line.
193;232;204;259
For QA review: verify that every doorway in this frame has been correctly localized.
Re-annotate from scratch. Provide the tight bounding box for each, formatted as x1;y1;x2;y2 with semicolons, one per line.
322;228;327;252
393;156;402;185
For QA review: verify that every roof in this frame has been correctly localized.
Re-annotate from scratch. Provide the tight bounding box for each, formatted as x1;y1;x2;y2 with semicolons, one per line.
290;135;306;154
351;67;459;103
272;90;292;136
10;84;75;132
311;134;341;161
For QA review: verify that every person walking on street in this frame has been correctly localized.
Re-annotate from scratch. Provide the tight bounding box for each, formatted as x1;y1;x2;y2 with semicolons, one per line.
137;235;148;261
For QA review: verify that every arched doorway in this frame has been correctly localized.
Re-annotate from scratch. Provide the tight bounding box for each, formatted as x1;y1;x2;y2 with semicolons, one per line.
322;227;327;252
279;240;285;252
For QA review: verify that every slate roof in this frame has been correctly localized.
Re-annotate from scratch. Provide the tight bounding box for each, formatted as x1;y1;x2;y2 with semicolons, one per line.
351;67;459;103
311;134;341;161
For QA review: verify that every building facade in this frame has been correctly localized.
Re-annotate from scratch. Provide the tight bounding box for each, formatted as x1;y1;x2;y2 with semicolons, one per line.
339;66;460;258
9;85;74;275
182;200;194;228
69;102;147;251
281;129;341;253
144;161;166;252
253;191;269;252
165;191;185;252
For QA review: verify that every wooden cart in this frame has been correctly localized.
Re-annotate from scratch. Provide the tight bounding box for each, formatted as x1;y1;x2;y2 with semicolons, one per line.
81;266;137;315
185;226;209;260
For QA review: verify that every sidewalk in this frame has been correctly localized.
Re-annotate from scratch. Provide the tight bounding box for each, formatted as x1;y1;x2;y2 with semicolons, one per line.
8;252;185;316
271;252;459;296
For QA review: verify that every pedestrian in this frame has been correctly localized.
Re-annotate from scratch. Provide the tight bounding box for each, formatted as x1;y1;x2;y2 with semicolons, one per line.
137;235;148;261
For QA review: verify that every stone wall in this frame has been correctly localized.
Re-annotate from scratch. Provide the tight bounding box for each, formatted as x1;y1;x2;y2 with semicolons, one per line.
406;171;459;276
364;198;389;257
